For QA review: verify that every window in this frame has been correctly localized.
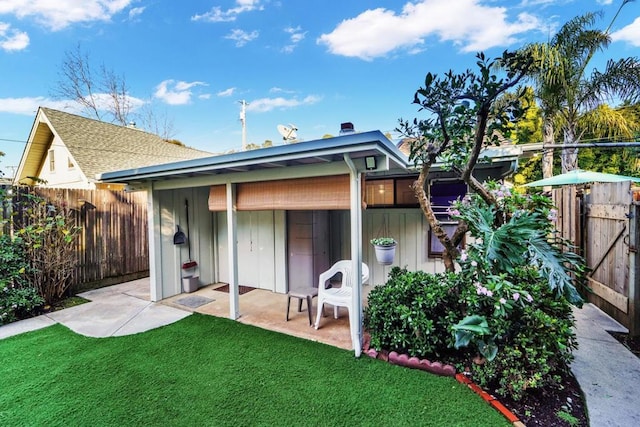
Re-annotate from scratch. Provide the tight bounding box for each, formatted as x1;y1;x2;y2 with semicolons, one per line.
428;180;467;257
365;179;394;206
365;177;419;207
48;149;55;172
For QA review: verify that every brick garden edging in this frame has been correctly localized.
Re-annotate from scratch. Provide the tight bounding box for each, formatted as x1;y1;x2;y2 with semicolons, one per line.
362;335;524;426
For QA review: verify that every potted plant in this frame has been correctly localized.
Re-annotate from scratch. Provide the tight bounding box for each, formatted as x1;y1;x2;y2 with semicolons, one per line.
370;237;397;265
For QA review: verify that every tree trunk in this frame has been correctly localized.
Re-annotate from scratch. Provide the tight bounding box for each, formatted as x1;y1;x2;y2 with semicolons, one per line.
413;164;457;272
542;119;554;193
561;126;579;173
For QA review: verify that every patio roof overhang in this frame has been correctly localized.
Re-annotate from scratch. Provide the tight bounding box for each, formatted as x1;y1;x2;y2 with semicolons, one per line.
98;131;411;189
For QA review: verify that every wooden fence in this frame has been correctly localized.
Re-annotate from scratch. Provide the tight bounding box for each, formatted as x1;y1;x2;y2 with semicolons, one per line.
554;182;640;335
5;187;149;292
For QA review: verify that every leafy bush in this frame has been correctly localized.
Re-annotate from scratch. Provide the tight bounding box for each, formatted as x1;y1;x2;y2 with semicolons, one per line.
365;267;463;358
0;284;44;325
14;189;81;305
465;273;576;400
0;234;30;288
365;184;583;401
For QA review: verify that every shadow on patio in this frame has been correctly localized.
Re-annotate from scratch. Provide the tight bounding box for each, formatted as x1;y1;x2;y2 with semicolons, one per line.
163;283;374;351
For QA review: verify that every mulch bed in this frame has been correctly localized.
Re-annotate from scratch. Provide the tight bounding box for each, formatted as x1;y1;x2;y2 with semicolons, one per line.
491;370;588;426
212;284;256;295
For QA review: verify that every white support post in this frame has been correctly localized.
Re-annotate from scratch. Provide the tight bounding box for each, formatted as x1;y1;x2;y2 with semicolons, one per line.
226;183;240;319
147;183;162;302
344;154;363;357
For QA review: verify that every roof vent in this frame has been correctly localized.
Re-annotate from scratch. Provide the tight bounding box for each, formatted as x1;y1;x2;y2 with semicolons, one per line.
339;122;355;135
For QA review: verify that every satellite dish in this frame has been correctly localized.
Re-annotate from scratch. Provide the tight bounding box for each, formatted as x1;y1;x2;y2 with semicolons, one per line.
277;124;298;142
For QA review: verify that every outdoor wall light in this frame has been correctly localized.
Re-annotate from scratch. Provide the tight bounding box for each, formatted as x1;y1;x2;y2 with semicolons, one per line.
365;156;377;170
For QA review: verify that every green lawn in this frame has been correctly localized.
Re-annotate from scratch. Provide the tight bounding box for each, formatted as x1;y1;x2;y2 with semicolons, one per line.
0;314;509;426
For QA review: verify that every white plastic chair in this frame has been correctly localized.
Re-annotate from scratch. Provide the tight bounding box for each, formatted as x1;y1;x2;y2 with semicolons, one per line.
314;261;369;332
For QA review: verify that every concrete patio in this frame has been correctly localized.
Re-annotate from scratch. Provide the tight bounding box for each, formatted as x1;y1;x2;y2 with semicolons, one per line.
163;281;369;351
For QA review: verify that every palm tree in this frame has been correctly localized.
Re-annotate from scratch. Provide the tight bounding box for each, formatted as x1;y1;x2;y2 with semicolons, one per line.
525;2;640;174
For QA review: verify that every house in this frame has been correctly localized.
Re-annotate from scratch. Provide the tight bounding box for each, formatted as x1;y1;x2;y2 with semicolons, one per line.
99;130;521;356
13;107;213;189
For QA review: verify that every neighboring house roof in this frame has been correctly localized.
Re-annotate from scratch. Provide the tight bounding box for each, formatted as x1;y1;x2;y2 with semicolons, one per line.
14;107;213;186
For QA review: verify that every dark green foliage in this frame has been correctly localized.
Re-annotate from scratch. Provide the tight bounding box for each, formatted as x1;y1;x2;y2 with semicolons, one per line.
0;234;30;288
467;273;576;400
0;285;44;325
0;234;43;325
365;267;463;358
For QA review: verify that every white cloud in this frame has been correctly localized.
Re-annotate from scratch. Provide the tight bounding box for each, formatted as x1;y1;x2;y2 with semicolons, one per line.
154;80;207;105
128;6;145;21
317;0;542;60
246;95;321;113
0;94;144;115
597;0;614;5
192;0;263;23
0;0;134;31
270;87;296;94
217;87;236;97
225;29;259;47
611;17;640;47
0;22;29;51
282;26;306;53
199;93;211;100
88;92;146;111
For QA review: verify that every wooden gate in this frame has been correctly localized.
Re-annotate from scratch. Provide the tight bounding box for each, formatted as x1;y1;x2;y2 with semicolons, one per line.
555;182;640;335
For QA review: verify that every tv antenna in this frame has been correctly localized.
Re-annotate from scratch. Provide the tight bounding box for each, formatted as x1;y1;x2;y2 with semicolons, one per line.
277;124;298;143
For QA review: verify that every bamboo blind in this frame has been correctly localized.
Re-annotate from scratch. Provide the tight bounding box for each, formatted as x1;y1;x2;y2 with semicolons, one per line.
208;175;354;211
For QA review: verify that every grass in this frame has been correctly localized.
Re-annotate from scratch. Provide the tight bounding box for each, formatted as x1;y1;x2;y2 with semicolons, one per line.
0;314;510;427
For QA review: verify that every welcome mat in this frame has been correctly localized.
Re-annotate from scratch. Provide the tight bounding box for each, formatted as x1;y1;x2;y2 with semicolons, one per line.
175;295;214;308
212;284;256;295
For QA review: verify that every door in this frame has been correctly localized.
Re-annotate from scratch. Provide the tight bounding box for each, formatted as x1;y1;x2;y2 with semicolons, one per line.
287;211;330;291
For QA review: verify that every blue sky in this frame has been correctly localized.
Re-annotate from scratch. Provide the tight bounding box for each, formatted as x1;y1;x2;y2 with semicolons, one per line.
1;0;639;177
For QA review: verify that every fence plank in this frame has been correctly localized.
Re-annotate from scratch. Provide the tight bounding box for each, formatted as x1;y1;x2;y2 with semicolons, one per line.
3;187;149;292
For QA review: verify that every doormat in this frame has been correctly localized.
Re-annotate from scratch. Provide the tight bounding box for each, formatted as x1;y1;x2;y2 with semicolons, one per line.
175;295;214;308
212;284;256;295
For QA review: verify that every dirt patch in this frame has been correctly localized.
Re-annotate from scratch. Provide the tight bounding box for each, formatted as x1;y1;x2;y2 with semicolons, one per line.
492;369;588;426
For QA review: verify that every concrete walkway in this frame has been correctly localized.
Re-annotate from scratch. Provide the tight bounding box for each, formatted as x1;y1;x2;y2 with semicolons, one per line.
572;303;640;427
0;278;190;340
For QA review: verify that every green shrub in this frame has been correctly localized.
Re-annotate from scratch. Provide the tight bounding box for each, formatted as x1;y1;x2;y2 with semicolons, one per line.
468;277;576;400
0;234;30;288
14;189;81;305
0;284;44;325
365;267;463;358
365;184;582;401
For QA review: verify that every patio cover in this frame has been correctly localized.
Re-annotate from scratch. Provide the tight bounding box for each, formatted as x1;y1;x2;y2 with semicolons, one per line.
523;169;640;187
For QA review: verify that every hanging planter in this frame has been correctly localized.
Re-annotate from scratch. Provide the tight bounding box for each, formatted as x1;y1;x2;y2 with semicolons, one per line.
370;237;397;265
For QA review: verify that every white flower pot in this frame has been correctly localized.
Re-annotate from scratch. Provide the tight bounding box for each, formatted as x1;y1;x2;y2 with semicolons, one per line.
374;244;396;265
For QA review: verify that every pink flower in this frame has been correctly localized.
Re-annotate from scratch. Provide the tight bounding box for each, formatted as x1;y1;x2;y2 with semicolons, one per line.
486;290;493;297
526;294;534;303
459;250;468;262
499;298;506;305
471;260;478;267
513;292;520;301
